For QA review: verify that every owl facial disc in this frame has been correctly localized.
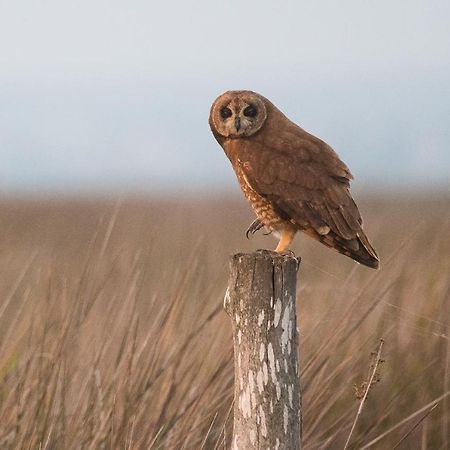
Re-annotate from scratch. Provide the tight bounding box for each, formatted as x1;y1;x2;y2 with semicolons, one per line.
210;91;267;138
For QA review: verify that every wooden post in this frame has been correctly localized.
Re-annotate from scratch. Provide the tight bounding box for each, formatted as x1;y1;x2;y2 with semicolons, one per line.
224;250;301;450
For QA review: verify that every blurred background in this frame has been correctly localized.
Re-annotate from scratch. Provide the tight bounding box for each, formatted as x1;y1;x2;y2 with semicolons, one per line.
1;0;449;196
1;2;450;449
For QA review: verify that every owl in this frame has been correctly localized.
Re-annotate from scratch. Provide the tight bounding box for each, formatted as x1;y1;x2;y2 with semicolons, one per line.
209;90;379;269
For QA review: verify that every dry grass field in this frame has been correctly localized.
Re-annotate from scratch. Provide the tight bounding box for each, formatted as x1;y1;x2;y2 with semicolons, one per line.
0;192;449;449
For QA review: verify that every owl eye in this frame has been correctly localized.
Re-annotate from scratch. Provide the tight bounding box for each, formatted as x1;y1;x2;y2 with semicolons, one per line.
243;105;257;118
220;107;232;119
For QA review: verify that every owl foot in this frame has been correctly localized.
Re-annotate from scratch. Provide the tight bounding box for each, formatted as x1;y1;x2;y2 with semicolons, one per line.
274;227;297;253
246;219;264;239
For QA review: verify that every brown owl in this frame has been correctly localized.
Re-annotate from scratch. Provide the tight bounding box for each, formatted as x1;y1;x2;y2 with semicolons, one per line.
209;90;379;269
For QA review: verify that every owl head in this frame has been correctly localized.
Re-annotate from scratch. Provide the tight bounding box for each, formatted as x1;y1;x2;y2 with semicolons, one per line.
209;90;268;139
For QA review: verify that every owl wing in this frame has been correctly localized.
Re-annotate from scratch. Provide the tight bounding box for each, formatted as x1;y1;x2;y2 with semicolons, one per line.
239;130;379;266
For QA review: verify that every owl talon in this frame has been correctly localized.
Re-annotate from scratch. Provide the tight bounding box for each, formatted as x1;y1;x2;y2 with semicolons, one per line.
246;219;264;239
278;249;296;257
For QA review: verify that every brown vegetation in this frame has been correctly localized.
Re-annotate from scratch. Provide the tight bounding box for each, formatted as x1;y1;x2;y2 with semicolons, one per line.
0;193;449;449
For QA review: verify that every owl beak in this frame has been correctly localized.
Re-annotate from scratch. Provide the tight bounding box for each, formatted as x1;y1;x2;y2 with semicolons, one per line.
235;116;241;132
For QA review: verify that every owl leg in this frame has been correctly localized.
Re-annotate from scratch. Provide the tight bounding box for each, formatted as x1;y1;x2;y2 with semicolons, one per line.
275;227;297;253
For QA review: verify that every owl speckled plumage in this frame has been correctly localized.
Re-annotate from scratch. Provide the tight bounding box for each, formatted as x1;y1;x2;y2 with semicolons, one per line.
209;90;380;269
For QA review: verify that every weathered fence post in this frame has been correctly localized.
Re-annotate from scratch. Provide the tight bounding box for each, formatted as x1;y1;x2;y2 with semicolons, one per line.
224;250;301;449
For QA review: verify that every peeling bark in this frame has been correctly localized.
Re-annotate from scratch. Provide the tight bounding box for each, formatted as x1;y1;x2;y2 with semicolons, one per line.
224;250;301;450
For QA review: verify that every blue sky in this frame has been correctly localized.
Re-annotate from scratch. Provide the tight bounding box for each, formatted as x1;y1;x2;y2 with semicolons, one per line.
1;1;449;194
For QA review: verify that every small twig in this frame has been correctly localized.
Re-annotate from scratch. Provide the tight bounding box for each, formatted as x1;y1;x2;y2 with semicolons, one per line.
343;339;384;450
392;402;439;449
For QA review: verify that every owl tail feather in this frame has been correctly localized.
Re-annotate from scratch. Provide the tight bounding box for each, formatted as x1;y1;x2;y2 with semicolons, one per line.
303;228;380;269
356;230;380;269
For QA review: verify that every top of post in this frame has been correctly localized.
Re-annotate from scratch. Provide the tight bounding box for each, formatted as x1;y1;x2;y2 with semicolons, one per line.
230;249;300;271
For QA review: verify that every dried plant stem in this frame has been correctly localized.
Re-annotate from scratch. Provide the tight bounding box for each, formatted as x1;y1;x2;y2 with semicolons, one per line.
343;339;384;450
213;399;234;450
392;402;438;449
200;412;218;449
360;391;450;449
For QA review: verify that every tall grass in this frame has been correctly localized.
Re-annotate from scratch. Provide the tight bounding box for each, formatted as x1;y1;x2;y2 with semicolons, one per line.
0;194;449;449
